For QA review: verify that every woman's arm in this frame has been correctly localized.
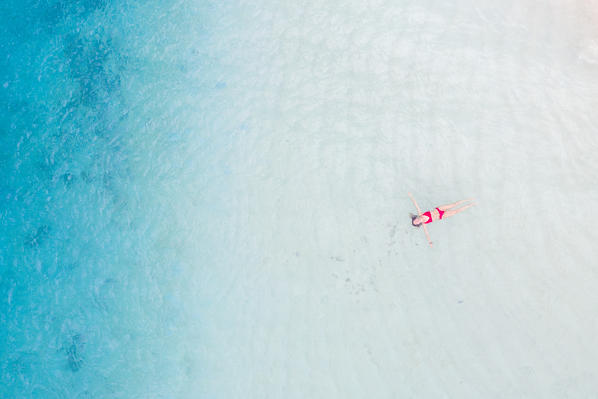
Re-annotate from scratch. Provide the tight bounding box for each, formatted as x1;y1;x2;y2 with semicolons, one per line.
408;192;433;247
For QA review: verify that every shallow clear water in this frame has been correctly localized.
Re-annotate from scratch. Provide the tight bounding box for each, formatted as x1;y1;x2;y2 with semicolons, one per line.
2;0;598;397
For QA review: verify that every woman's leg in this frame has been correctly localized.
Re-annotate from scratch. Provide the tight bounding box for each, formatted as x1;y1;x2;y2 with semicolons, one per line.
443;203;475;218
438;199;473;211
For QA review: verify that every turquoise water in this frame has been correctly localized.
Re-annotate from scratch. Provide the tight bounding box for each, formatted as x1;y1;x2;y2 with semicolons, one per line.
1;1;237;397
4;0;598;398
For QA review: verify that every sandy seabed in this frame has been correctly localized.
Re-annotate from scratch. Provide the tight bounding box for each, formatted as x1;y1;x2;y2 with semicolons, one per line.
3;0;598;397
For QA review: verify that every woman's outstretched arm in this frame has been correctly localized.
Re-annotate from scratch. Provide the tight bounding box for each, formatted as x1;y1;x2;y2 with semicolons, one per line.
408;192;433;247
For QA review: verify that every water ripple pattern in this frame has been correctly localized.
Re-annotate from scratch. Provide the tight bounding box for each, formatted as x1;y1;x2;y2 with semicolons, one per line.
2;0;598;398
1;0;235;397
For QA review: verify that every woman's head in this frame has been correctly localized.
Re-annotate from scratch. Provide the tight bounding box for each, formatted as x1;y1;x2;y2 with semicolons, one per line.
411;213;422;227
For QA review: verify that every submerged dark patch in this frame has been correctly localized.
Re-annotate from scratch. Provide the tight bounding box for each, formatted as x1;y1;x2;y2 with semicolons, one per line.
64;333;85;372
24;225;51;248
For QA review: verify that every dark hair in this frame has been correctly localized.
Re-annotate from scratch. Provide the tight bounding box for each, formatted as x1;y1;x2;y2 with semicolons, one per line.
410;213;421;228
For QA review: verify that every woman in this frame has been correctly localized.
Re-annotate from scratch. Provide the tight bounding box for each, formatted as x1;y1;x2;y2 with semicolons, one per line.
411;199;475;227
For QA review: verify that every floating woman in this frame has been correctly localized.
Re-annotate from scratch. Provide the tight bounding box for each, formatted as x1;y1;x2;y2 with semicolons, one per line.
411;199;475;227
408;193;476;247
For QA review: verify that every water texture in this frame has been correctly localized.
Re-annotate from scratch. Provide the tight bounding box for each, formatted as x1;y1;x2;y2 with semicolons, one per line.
2;0;598;398
1;1;234;397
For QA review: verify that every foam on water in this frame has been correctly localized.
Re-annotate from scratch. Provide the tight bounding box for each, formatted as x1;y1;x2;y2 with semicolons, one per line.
3;0;598;398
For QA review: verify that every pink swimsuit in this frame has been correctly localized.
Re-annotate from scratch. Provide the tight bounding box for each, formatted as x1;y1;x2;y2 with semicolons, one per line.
423;207;444;224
